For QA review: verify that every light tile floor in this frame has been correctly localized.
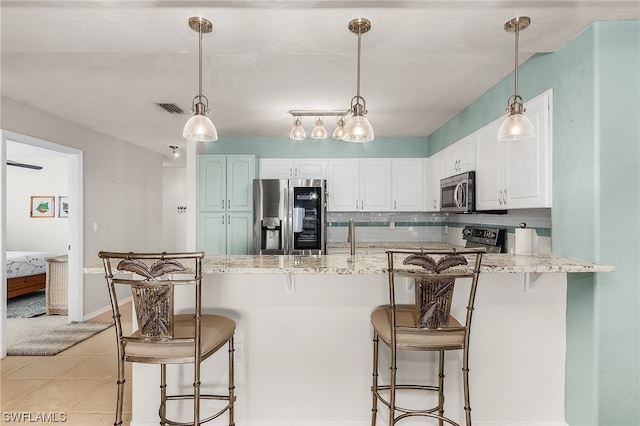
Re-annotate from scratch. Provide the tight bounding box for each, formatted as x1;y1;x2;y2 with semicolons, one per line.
1;304;132;426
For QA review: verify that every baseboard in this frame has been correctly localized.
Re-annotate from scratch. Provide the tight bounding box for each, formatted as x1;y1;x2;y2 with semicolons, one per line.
82;295;131;322
475;423;568;426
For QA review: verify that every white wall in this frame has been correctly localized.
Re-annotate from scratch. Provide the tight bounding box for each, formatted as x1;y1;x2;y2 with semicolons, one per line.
6;156;68;253
162;167;188;252
1;97;164;316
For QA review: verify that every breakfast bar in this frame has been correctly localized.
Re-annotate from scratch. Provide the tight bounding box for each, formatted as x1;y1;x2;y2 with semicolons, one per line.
88;253;612;426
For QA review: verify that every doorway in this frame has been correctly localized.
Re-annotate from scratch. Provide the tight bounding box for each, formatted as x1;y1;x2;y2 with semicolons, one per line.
1;129;83;357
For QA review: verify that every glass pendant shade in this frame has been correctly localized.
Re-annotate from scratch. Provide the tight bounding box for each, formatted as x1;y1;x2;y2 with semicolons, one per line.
498;111;535;142
342;114;374;143
311;117;328;140
289;117;306;140
182;104;218;142
332;119;345;140
183;110;218;142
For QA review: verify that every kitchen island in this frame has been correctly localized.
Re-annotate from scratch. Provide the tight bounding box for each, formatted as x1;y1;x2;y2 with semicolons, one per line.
87;253;613;426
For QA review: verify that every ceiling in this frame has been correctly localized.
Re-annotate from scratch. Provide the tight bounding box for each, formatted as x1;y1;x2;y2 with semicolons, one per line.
2;1;638;159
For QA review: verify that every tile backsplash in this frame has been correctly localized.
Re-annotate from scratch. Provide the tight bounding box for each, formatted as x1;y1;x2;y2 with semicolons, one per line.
327;208;552;253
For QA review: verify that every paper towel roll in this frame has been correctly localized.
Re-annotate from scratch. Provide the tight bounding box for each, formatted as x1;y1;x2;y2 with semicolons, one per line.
514;228;538;254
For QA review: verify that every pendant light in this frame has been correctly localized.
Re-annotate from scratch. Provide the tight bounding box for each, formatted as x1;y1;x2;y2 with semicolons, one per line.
289;116;306;140
311;117;328;140
183;17;218;142
342;18;374;143
497;16;535;142
331;115;345;140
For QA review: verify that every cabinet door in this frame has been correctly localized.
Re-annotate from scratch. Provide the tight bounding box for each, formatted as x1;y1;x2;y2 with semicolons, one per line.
425;152;444;212
444;134;476;177
458;135;476;172
474;90;552;211
294;159;327;179
327;159;359;211
504;92;551;208
198;212;226;255
226;211;253;255
360;159;392;211
227;156;255;211
260;159;293;178
199;156;226;211
474;118;503;210
444;144;461;177
392;159;423;211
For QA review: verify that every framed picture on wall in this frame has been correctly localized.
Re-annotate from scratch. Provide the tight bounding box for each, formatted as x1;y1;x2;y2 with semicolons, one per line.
58;196;69;218
30;195;55;218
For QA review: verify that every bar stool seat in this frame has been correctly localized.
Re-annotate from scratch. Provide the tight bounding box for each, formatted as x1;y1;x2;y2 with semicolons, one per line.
371;305;465;348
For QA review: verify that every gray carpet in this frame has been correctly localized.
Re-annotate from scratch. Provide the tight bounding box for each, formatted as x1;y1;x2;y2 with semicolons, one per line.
7;290;46;318
6;317;113;356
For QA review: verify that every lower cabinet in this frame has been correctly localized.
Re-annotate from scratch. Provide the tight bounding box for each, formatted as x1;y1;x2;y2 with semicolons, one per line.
199;211;253;255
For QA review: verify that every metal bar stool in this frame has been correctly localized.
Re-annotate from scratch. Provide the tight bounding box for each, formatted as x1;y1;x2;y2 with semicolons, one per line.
370;248;484;426
99;251;236;426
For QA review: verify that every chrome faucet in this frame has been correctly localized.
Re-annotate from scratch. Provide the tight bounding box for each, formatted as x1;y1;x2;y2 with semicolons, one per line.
347;218;356;255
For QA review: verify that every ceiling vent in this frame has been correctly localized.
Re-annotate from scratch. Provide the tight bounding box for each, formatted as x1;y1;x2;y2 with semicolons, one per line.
156;103;184;114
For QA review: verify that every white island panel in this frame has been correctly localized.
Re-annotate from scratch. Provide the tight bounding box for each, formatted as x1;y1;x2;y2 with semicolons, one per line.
131;271;567;426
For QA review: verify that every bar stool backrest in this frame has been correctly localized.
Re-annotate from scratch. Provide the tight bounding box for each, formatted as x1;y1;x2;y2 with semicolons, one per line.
386;248;484;337
99;251;205;352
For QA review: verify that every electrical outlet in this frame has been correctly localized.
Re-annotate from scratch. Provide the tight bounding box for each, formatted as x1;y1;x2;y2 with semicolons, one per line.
234;342;244;362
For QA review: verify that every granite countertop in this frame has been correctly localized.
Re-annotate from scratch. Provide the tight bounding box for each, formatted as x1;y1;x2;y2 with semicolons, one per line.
85;252;614;276
193;253;614;275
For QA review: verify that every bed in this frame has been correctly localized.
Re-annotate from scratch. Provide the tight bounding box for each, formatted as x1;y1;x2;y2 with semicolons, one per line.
6;251;55;298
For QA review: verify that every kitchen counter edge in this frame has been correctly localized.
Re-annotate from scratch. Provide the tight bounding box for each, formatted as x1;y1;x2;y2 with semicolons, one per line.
84;253;615;275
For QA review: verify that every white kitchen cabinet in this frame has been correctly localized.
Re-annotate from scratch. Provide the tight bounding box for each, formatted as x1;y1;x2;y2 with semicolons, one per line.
425;150;445;211
475;90;552;210
444;133;476;177
360;159;392;211
391;159;423;211
259;158;327;179
327;159;391;211
198;155;255;254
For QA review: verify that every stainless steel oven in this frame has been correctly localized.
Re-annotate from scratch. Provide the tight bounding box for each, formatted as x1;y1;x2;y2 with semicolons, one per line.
440;171;475;213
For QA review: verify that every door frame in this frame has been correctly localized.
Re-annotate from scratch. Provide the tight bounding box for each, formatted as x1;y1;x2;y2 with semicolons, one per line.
1;129;84;357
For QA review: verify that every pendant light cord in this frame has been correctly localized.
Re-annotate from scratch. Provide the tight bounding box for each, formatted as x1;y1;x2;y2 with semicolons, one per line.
356;30;362;99
198;25;203;97
513;22;519;99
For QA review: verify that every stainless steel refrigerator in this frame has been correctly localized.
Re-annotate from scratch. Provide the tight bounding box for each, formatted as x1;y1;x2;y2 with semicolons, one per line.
253;179;327;255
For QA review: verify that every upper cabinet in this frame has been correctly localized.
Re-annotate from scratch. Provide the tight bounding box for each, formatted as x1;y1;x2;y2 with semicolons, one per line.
327;159;391;211
392;159;424;211
475;90;552;210
424;151;444;212
259;158;327;179
200;155;255;211
198;155;255;255
443;134;476;177
327;158;423;212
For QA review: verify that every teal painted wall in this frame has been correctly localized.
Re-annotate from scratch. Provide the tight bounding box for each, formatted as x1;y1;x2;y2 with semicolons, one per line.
201;137;428;158
429;20;640;426
592;21;639;425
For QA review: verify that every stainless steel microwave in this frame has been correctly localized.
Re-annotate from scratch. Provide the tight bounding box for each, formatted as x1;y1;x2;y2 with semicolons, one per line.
440;171;475;213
